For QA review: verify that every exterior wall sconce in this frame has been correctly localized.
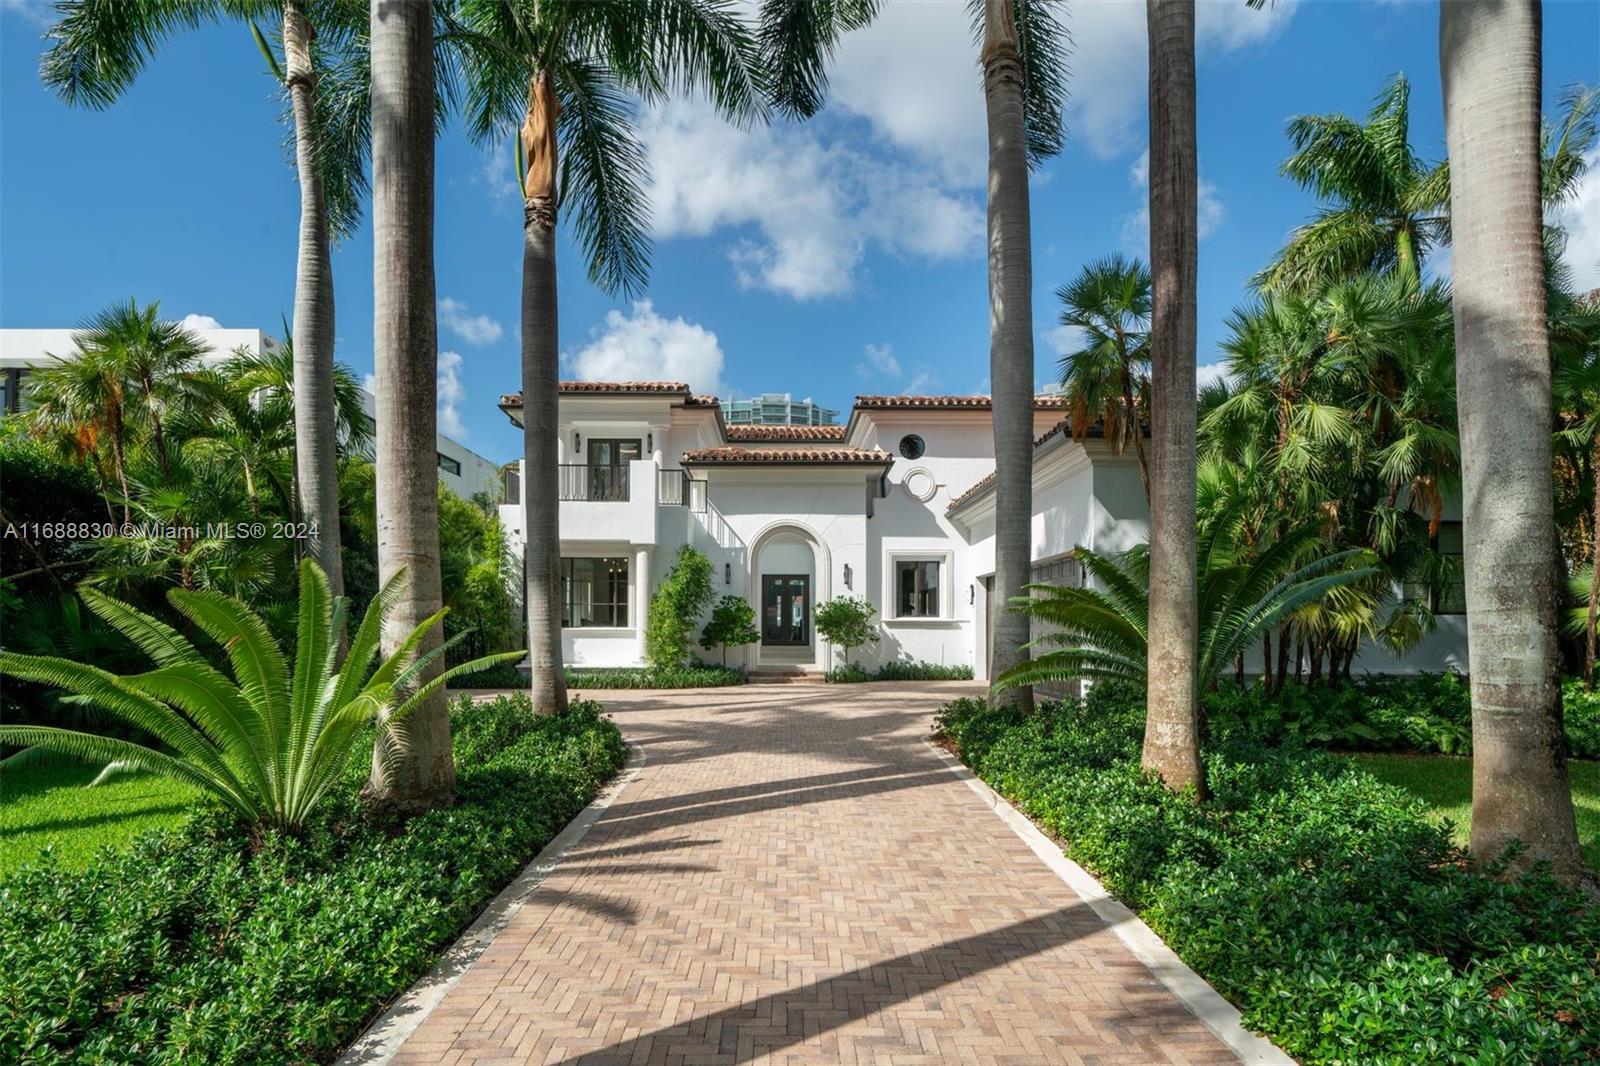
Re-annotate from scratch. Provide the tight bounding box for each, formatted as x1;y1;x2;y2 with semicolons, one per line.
724;562;732;586
573;430;581;450
647;431;654;452
843;563;852;589
968;584;975;605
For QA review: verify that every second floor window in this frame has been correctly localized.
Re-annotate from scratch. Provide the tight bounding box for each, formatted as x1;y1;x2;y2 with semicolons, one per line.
437;452;462;477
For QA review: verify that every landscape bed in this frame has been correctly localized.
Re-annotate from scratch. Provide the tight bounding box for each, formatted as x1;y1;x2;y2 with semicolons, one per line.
935;685;1599;1064
449;662;746;690
0;694;626;1064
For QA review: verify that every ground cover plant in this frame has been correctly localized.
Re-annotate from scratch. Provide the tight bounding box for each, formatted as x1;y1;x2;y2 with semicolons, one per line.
446;661;747;689
0;693;626;1063
826;660;974;683
935;686;1599;1064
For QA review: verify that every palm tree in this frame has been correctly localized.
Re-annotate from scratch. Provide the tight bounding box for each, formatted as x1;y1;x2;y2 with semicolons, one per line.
1255;74;1449;293
995;527;1373;693
42;0;371;595
1440;0;1582;879
447;0;857;715
980;0;1069;712
1055;256;1151;499
1142;0;1202;794
366;0;454;812
24;302;208;522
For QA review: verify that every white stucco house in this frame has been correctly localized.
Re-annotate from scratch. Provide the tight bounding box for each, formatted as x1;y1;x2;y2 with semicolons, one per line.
0;327;500;502
498;380;1471;679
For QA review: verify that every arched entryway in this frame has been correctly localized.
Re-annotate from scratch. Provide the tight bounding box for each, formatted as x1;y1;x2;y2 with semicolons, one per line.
747;522;830;673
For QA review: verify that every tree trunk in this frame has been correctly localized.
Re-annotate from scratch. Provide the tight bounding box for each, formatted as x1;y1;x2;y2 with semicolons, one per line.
1441;0;1581;879
1142;0;1203;795
284;2;345;596
1122;367;1152;501
366;0;454;811
1586;434;1599;689
1261;629;1273;693
982;0;1034;713
522;72;568;717
1274;623;1292;696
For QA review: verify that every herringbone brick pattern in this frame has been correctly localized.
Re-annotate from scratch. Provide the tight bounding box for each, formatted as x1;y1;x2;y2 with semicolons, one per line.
392;684;1239;1065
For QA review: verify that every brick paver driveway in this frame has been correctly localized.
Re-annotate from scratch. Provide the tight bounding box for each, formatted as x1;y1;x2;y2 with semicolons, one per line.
392;683;1241;1065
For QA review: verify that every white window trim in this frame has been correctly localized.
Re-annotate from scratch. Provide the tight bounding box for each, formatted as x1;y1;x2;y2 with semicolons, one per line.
883;549;955;623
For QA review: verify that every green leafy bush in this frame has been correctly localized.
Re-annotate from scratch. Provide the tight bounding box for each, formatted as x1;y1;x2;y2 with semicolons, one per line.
934;690;1600;1064
813;595;879;668
645;546;714;671
828;660;974;683
1205;672;1600;759
0;694;626;1063
699;595;759;665
569;663;745;689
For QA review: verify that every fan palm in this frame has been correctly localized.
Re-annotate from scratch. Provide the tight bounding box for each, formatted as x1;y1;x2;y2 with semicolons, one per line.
994;524;1375;694
42;0;373;595
0;560;520;832
1055;255;1151;499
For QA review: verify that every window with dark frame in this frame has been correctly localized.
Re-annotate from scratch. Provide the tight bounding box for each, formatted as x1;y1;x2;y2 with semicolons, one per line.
437;451;462;477
1401;521;1466;616
562;556;630;627
895;559;941;618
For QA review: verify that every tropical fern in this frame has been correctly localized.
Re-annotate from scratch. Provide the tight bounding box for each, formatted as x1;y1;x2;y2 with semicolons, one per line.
0;560;520;831
994;525;1376;693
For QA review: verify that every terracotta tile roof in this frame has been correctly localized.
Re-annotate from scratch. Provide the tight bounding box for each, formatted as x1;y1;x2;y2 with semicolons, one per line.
946;418;1119;514
853;394;1068;410
945;471;997;512
682;446;892;465
501;382;704;406
725;424;847;441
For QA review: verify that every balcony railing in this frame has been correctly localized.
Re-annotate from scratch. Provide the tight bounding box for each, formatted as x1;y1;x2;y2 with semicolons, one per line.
558;463;630;502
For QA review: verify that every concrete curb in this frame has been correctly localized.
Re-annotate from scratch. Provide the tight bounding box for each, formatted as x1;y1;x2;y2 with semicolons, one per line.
923;740;1296;1066
336;746;647;1065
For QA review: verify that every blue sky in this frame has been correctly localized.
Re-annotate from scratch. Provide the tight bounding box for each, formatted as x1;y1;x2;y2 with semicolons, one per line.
2;0;1596;466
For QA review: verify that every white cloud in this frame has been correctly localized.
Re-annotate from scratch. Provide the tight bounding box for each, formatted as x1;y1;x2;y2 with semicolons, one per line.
824;0;1298;169
180;313;223;331
438;297;504;346
642;100;983;300
1046;323;1087;357
362;372;377;395
1197;361;1232;393
856;342;902;380
0;0;53;27
1120;149;1225;248
565;300;726;396
1552;148;1600;293
437;351;468;439
902;370;938;395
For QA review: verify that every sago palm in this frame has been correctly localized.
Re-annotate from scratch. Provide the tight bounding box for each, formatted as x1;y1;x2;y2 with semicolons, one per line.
0;560;520;832
994;524;1375;693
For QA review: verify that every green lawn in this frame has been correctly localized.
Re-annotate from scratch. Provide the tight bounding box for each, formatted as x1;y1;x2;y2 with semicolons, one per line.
1352;753;1600;869
0;763;199;877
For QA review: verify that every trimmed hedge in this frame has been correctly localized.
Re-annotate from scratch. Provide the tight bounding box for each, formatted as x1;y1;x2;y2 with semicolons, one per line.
0;695;626;1064
1205;673;1600;759
448;662;747;690
827;660;975;683
935;685;1599;1064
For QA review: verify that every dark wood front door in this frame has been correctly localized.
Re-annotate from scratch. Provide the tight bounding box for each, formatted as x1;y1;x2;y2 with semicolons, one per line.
761;574;810;646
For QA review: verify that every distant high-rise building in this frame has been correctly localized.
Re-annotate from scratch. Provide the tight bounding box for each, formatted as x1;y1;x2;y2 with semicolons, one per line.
724;392;839;426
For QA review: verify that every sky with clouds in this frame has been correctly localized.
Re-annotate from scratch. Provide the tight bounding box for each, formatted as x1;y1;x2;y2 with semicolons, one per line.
2;0;1596;465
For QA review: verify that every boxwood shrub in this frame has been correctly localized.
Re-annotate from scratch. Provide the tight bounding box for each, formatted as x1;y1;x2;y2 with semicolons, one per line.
935;685;1599;1064
0;695;626;1064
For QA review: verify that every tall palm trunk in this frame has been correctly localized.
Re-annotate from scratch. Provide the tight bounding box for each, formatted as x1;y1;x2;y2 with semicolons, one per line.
522;72;568;717
367;0;454;810
1586;434;1599;689
1141;0;1203;795
1440;0;1580;878
284;1;344;597
982;0;1033;713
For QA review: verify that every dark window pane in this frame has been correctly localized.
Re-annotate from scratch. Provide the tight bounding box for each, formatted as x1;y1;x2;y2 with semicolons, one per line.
895;560;941;618
561;556;630;627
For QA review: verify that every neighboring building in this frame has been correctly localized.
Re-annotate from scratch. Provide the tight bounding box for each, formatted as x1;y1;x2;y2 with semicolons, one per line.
0;327;500;503
723;392;839;426
498;380;1470;678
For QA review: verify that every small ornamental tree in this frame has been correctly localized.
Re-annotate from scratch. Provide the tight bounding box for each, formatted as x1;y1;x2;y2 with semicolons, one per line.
814;595;880;669
700;595;759;666
645;546;715;671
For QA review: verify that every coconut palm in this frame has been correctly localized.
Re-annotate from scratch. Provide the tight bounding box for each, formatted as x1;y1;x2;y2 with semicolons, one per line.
1255;74;1448;293
42;0;371;595
1055;255;1152;499
1142;0;1201;793
1440;0;1582;879
0;560;518;833
366;0;456;812
978;0;1069;713
446;0;863;715
994;525;1375;695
